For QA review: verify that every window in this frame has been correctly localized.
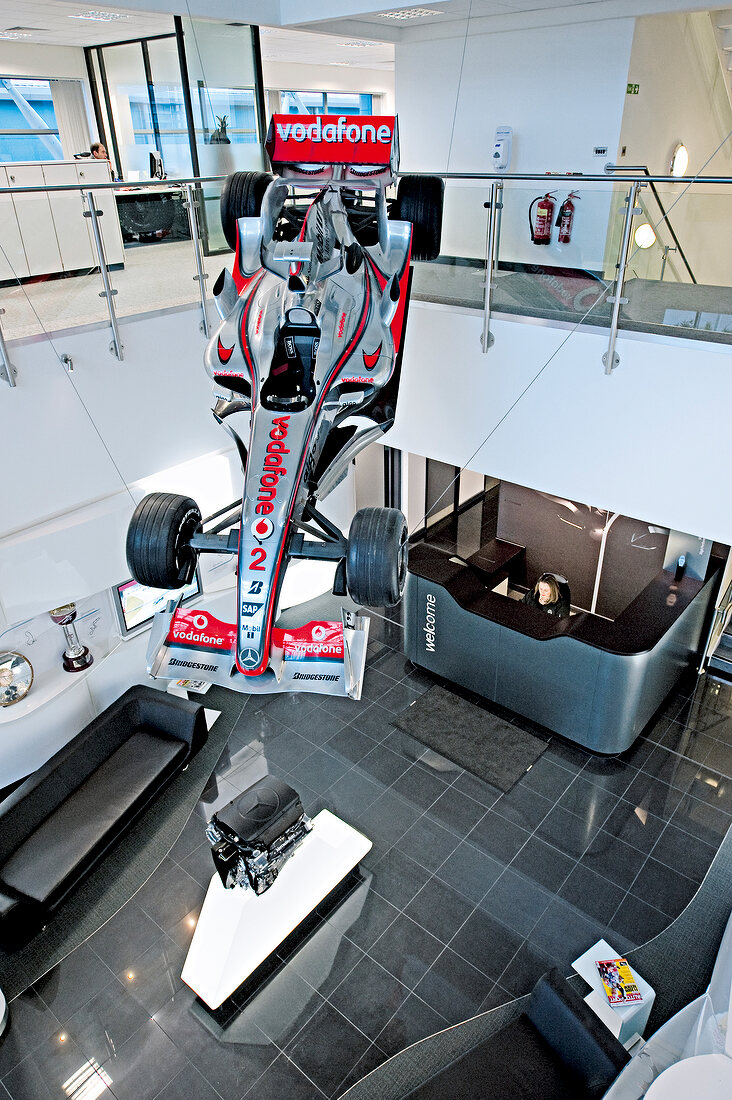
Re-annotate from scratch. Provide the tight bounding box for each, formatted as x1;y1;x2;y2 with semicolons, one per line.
195;86;258;145
0;78;63;162
280;91;373;115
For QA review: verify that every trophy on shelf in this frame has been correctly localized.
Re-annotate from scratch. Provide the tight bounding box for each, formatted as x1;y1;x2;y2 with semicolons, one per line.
49;603;93;673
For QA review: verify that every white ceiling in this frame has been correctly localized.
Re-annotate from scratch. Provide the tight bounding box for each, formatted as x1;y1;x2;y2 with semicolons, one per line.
0;1;395;69
0;1;174;45
0;0;721;56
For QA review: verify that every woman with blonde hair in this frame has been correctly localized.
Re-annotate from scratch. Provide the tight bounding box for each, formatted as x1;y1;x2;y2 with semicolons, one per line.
522;572;570;619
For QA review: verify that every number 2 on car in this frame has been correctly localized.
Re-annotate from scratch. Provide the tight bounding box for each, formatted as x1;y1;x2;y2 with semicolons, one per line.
249;548;267;570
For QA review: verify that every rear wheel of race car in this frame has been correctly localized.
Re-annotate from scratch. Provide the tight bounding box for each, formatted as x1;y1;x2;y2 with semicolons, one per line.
220;170;273;251
126;492;202;590
346;507;408;608
391;175;444;262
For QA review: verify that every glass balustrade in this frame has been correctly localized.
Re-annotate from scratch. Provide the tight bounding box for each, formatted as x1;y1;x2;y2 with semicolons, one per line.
0;171;730;353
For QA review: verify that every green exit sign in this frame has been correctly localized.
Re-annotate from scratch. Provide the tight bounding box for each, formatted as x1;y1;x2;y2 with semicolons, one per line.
627;83;639;94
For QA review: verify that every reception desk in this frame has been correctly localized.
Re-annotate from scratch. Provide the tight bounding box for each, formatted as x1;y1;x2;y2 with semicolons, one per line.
405;542;716;754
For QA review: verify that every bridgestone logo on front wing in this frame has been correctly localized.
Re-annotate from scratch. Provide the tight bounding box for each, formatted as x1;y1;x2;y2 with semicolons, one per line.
170;658;218;672
292;672;340;682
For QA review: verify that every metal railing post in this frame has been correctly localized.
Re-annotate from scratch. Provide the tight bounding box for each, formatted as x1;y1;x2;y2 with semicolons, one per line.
83;189;123;361
0;309;16;387
184;183;209;337
481;180;503;352
603;181;641;375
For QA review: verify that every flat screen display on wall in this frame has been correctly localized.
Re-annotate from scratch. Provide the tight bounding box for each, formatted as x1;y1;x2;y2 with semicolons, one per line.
112;570;201;638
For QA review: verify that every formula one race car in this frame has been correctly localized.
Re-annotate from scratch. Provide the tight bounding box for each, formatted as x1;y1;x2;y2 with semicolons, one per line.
126;114;443;697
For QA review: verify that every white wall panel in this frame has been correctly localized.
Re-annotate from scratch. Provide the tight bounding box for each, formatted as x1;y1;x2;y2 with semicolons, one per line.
389;302;732;546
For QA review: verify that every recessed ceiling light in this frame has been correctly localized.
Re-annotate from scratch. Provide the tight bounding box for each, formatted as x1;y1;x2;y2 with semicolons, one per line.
0;31;32;39
338;41;371;47
69;10;130;21
331;61;353;66
380;8;442;18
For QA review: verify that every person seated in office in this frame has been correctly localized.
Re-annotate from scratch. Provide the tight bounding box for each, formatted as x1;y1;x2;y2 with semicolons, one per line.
522;573;570;618
90;141;108;161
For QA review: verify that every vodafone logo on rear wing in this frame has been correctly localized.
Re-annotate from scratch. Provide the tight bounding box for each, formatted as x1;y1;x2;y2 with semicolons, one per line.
266;114;399;184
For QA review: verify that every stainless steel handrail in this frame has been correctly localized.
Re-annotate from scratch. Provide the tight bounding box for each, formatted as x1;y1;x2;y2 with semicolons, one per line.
481;181;502;353
0;171;730;195
184;183;210;338
603;182;641;375
84;190;123;361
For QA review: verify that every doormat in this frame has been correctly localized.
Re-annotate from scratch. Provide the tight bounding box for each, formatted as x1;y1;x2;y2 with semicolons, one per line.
394;684;548;793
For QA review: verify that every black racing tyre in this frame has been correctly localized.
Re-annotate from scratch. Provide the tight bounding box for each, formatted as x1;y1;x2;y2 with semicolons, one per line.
126;492;202;590
391;175;444;262
220;171;274;251
346;507;408;608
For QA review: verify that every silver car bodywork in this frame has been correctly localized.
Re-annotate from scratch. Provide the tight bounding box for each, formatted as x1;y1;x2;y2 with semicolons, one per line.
203;179;412;681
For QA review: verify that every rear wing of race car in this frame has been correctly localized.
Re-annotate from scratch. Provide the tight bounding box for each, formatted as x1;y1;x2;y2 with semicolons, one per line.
265;113;399;188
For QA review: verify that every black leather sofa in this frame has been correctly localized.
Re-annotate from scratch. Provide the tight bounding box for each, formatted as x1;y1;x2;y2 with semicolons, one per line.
394;968;628;1100
0;685;207;948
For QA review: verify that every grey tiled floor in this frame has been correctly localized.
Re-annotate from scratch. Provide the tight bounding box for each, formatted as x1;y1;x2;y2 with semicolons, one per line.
1;608;730;1099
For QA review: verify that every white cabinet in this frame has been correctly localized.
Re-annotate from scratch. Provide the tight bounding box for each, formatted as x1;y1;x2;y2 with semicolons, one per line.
0;167;29;281
7;163;62;277
0;160;124;280
75;160;124;267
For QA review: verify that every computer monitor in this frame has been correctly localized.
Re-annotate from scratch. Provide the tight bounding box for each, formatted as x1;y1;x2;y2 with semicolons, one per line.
111;568;201;638
149;149;166;180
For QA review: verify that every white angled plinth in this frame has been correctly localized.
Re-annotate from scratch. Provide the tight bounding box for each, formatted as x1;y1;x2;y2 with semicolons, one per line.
181;809;371;1009
572;938;656;1047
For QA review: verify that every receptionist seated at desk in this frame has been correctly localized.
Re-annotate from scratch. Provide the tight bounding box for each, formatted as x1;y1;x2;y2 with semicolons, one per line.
522;572;571;619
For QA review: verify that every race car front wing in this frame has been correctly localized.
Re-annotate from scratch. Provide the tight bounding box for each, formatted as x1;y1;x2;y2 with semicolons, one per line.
146;602;369;699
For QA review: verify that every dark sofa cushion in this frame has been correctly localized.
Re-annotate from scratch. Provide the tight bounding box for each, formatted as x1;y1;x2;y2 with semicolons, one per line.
2;729;185;905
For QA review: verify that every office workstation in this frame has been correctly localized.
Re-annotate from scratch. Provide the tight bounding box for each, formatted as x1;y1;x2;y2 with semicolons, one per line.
406;482;723;754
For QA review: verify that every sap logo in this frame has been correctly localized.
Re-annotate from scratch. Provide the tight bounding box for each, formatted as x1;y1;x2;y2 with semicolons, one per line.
240;602;262;617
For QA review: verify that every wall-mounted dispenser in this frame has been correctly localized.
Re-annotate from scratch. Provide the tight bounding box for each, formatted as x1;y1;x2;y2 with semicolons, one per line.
492;126;512;171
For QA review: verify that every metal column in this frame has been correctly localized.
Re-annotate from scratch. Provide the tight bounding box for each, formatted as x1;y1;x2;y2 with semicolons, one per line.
603;181;641;375
481;180;503;353
84;189;123;360
185;183;209;337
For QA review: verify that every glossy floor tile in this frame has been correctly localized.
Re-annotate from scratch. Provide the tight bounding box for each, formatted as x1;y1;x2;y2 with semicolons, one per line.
2;607;731;1099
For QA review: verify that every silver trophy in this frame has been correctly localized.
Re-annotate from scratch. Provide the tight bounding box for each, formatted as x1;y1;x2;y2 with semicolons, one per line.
49;603;93;673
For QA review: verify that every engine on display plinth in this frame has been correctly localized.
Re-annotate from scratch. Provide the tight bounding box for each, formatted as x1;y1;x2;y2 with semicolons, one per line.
205;775;312;895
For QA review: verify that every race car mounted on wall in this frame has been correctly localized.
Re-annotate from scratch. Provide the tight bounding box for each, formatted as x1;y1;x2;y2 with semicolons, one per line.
125;114;443;698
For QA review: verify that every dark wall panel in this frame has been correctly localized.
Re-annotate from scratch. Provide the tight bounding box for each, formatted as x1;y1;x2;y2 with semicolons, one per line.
596;516;669;620
497;482;607;609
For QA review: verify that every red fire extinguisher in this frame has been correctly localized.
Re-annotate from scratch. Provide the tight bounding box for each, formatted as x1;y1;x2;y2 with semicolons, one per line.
556;191;580;243
529;192;556;244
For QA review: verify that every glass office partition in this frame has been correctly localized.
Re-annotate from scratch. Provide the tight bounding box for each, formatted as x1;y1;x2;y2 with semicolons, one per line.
144;36;194;180
180;18;264;253
100;42;155;184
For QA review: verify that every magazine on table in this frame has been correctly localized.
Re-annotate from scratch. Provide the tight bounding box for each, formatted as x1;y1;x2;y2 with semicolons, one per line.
596;957;644;1005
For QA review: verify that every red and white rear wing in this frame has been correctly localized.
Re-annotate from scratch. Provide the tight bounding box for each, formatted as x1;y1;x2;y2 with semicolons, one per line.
265;114;399;187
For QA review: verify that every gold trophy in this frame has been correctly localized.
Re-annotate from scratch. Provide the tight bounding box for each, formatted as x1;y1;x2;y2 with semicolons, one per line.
49;603;93;673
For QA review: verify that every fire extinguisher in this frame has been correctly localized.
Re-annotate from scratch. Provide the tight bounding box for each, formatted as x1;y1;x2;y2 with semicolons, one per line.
529;192;556;245
556;191;580;243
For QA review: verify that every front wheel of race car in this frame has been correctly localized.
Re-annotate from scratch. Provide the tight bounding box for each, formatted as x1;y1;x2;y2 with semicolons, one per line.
220;170;274;251
126;492;202;590
391;175;444;262
346;507;408;608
